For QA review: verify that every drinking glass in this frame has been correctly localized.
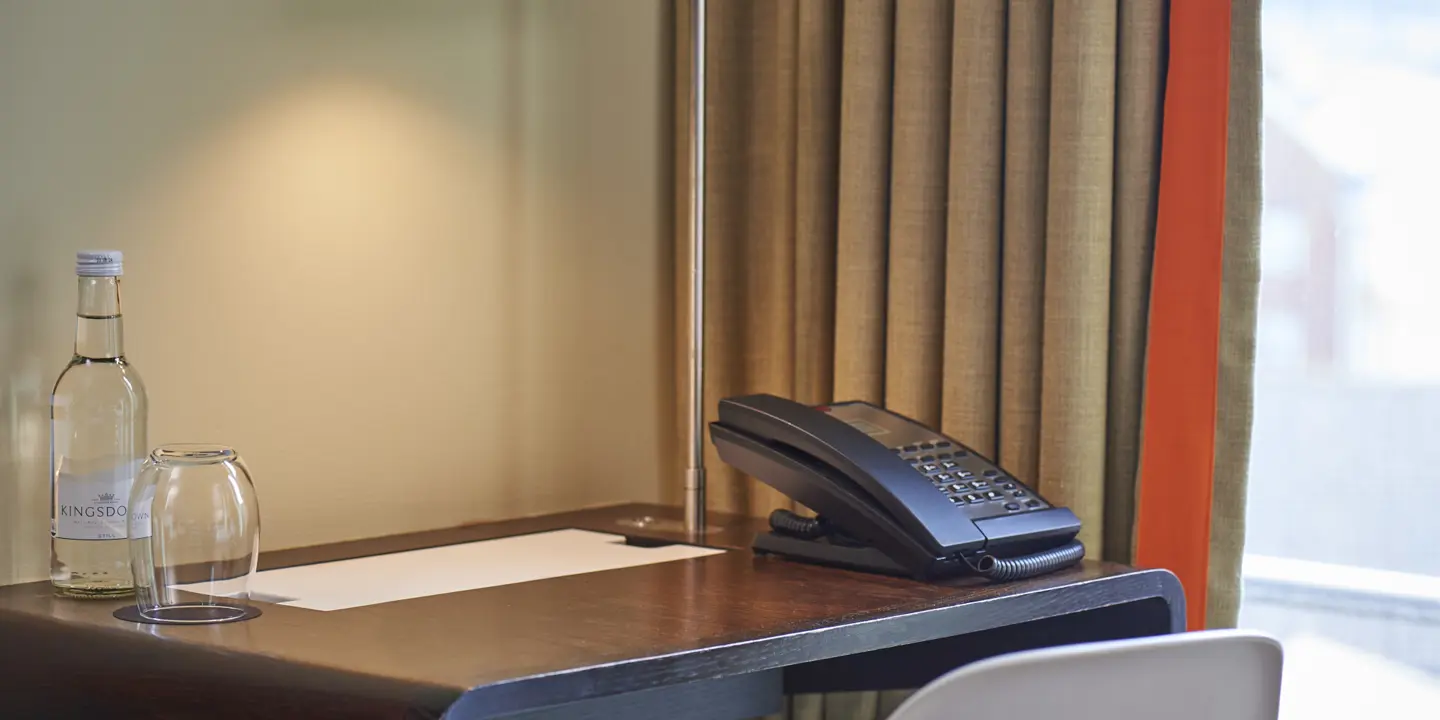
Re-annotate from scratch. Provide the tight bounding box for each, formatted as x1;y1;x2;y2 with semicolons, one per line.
127;444;260;624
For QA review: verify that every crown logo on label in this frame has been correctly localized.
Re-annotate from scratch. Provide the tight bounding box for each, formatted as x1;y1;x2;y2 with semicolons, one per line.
97;492;116;502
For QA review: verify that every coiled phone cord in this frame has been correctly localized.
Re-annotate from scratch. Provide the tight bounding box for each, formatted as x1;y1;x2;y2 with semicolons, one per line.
968;540;1086;581
767;509;1085;581
767;508;828;539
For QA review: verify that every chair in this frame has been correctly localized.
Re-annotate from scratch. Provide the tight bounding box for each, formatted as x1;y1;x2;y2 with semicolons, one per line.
887;629;1283;720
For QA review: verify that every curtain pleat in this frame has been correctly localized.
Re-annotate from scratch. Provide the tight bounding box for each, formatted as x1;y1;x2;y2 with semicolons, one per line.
745;1;799;517
1107;0;1166;562
833;0;894;405
1036;0;1117;555
793;0;842;408
702;2;799;515
1209;0;1262;629
701;2;751;514
998;0;1052;487
882;0;952;428
941;0;1006;457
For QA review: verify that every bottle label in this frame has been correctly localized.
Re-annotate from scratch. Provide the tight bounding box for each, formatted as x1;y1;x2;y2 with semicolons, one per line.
54;466;134;541
128;483;154;540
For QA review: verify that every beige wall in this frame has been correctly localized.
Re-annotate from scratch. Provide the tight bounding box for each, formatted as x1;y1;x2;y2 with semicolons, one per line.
0;0;671;584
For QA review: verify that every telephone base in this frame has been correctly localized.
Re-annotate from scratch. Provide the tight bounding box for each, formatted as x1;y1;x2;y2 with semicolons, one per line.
751;531;917;577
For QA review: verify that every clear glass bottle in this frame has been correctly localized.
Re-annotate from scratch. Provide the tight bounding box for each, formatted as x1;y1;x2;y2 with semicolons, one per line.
50;250;147;598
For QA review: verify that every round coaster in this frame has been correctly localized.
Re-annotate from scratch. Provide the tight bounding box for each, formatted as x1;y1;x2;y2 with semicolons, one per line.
113;603;262;625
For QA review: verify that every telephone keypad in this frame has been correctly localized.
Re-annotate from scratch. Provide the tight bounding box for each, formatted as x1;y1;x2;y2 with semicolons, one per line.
895;439;1050;519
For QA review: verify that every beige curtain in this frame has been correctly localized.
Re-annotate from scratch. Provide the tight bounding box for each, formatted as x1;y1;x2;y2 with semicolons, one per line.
670;0;1260;717
678;0;1161;561
1208;0;1262;630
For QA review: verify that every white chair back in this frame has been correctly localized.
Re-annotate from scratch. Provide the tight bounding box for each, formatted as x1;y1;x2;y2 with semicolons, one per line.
888;629;1282;720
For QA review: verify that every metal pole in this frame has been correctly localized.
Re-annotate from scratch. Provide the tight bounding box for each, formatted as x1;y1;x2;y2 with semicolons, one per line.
684;0;707;537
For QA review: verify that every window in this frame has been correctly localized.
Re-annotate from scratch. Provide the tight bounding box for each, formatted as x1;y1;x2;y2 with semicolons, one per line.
1243;0;1440;713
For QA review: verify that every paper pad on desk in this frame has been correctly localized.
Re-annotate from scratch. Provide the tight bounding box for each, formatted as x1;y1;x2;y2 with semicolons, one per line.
230;528;724;611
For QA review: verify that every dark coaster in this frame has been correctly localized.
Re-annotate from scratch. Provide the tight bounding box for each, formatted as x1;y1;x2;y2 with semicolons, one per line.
113;603;262;625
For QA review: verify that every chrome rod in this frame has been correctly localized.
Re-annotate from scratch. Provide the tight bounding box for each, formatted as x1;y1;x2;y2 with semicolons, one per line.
684;0;707;537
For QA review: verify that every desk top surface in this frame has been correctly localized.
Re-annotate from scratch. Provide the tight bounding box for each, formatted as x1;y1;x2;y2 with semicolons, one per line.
0;504;1183;716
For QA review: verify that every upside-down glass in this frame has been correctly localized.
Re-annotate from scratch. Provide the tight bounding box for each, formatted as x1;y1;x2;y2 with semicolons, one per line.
128;445;260;623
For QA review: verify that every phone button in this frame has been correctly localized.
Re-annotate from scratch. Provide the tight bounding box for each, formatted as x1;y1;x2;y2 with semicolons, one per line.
1025;499;1041;508
940;460;959;469
1004;502;1022;512
920;464;939;473
1011;489;1027;498
984;490;1004;501
919;442;935;450
963;493;984;504
936;441;952;448
920;455;936;462
933;473;953;483
969;480;990;490
903;445;919;452
983;469;999;477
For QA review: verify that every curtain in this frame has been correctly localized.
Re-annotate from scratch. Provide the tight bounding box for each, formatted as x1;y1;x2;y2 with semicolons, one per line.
678;0;1162;566
669;0;1259;717
1208;0;1262;630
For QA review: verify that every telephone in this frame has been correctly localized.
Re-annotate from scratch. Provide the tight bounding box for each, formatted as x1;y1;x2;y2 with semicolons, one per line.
709;394;1085;581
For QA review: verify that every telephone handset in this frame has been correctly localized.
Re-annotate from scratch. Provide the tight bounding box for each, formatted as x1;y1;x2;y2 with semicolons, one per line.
709;394;1084;581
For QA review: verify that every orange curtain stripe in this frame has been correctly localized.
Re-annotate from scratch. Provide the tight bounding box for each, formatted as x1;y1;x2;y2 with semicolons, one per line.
1135;0;1233;631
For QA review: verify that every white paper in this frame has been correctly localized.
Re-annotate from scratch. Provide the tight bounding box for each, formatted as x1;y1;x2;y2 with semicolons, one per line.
199;529;724;611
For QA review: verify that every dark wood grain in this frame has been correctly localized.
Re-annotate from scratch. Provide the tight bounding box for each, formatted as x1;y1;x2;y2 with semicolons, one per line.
0;504;1184;719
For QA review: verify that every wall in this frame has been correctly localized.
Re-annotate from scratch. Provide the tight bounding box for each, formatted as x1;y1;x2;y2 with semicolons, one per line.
0;0;672;584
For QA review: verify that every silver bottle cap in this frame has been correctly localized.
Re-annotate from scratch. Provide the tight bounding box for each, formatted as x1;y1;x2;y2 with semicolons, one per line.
76;250;123;277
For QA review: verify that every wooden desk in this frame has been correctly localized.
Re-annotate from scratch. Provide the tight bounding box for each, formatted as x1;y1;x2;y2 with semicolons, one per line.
0;504;1184;719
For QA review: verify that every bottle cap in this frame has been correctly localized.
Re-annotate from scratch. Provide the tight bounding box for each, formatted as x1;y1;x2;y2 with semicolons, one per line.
76;250;123;277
